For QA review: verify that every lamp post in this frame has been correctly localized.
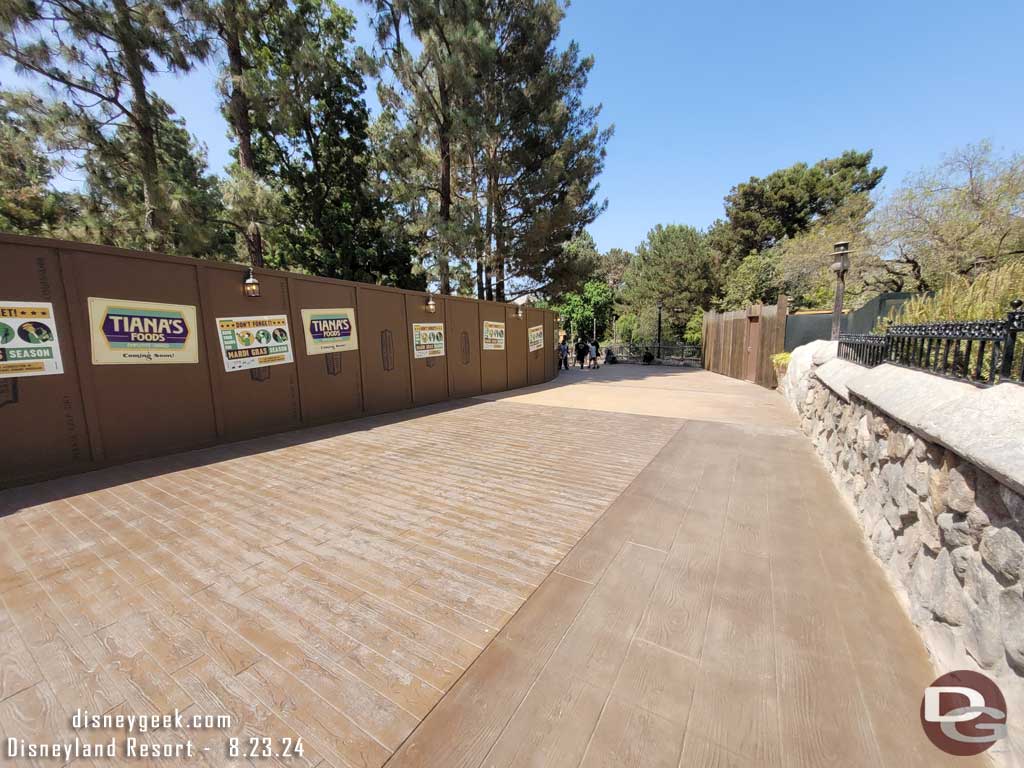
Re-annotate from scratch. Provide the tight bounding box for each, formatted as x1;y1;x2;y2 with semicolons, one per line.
656;302;663;359
830;242;851;341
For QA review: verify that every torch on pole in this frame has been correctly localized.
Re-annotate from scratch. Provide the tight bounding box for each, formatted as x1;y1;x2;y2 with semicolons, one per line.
830;242;852;341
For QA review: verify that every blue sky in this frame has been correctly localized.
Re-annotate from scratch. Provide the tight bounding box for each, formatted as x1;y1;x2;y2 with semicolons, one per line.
4;0;1023;252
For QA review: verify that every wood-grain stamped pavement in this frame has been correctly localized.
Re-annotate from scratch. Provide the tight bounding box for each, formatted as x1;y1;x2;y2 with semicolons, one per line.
0;366;983;767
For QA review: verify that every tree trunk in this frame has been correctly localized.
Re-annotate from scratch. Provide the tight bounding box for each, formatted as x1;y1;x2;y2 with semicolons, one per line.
223;0;263;266
494;185;506;303
437;74;452;295
484;165;494;301
113;0;165;243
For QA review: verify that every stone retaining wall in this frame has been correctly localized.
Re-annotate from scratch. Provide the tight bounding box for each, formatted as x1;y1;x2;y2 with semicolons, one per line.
785;346;1024;761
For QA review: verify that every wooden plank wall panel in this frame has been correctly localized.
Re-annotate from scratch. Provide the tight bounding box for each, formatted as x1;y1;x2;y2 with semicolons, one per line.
59;250;221;461
479;303;508;394
0;243;93;484
506;306;528;390
200;266;301;441
286;278;363;426
0;233;559;488
406;295;449;406
526;308;545;386
702;298;787;389
445;298;482;399
356;287;413;416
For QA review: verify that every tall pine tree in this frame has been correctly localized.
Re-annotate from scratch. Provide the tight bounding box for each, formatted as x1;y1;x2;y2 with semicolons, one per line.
1;0;211;247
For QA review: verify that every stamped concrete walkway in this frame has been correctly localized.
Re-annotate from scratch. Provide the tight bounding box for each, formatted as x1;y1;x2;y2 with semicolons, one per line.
0;366;975;767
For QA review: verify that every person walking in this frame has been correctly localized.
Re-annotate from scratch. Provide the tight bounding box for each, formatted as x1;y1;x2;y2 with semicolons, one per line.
575;337;587;369
558;339;570;370
588;339;599;369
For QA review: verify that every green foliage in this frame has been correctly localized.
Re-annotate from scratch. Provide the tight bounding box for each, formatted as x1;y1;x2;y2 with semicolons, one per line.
877;261;1024;329
246;0;418;286
709;150;885;271
622;224;717;338
555;279;614;341
0;91;74;234
77;97;232;258
1;0;212;245
683;309;703;345
366;0;610;299
869;142;1024;291
719;250;782;309
771;352;791;365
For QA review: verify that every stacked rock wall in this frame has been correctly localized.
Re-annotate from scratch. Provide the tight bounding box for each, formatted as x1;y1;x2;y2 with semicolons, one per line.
800;377;1024;677
786;348;1024;760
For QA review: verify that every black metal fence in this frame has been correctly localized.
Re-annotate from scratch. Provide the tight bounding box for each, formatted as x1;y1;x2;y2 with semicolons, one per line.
605;343;701;366
838;301;1024;386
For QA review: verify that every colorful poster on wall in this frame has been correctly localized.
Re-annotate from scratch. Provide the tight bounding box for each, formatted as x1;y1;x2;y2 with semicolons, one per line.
528;324;544;352
412;322;446;358
88;297;198;365
482;320;506;351
301;308;359;355
0;301;64;378
216;314;294;372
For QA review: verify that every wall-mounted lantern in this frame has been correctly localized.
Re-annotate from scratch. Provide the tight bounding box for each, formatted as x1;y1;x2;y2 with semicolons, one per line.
243;268;261;298
515;304;523;319
425;295;437;314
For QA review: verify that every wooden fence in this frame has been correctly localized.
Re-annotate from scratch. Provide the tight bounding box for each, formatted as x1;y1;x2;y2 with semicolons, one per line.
0;233;558;488
702;297;788;388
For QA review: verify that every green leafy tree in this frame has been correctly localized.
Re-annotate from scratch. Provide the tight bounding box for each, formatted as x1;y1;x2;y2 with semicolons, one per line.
870;141;1024;291
246;0;418;286
365;0;484;294
0;91;75;233
204;0;271;265
76;97;232;258
622;224;718;338
720;250;783;309
708;150;885;271
1;0;211;246
683;309;703;345
485;1;611;301
555;278;614;341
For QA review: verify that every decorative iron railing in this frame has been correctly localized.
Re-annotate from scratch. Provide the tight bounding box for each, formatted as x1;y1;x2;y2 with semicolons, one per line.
838;300;1024;386
605;343;701;365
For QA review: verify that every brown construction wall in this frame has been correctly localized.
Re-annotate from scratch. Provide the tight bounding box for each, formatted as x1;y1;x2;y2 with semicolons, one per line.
526;307;546;386
446;298;482;398
357;286;414;416
479;302;507;394
0;234;559;488
702;297;788;388
506;306;528;389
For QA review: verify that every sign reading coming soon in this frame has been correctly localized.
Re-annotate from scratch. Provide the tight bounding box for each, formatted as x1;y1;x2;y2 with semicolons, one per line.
0;301;64;378
301;308;359;355
216;314;294;372
88;297;198;365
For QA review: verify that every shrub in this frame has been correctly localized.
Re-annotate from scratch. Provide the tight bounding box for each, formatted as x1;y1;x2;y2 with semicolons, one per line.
771;351;791;376
876;261;1024;330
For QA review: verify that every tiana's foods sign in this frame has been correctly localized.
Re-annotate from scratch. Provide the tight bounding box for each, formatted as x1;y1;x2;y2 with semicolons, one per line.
88;298;198;365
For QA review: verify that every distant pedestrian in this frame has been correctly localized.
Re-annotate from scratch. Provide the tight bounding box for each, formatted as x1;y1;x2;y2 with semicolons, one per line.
559;340;570;370
588;339;599;369
575;338;587;369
